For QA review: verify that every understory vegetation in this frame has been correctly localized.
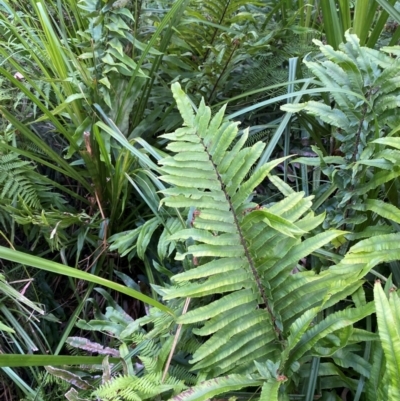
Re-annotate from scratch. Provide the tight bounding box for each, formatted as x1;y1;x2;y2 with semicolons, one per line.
1;0;400;400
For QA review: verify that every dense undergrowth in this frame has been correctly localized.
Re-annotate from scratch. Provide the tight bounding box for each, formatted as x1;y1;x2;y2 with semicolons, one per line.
1;0;400;400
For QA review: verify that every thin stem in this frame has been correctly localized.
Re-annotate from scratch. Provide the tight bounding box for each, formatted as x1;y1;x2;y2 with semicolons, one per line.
208;41;238;103
162;298;191;383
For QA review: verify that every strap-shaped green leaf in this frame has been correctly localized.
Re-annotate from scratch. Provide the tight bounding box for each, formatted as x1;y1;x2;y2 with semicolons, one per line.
365;199;400;224
374;281;400;399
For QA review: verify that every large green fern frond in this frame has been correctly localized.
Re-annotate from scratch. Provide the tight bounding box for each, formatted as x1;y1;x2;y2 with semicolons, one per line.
157;83;358;378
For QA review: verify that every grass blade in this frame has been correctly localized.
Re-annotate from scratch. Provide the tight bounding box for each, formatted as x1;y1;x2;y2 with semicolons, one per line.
0;354;117;367
0;246;172;314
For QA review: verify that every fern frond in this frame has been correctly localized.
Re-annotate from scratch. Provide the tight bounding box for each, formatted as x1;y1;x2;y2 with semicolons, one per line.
168;365;197;385
287;303;374;365
0;152;65;213
158;83;351;377
94;372;185;401
0;153;42;208
331;233;400;277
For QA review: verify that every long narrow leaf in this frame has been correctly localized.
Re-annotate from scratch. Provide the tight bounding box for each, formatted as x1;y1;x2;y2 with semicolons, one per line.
375;0;400;23
0;246;172;314
0;354;116;367
229;86;366;120
374;281;400;399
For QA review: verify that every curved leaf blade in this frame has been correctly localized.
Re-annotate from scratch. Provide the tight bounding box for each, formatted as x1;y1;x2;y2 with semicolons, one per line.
170;375;262;401
0;246;172;314
374;281;400;399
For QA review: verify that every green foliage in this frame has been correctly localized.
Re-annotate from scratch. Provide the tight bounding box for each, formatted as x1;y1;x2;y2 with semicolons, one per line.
44;293;191;400
176;0;270;103
18;68;400;399
321;0;400;49
0;272;44;333
75;0;149;135
0;153;50;208
282;32;400;232
33;82;390;401
3;1;400;400
244;40;316;101
0;0;185;250
95;372;185;401
143;83;389;399
174;0;321;111
0;246;169;312
373;281;400;400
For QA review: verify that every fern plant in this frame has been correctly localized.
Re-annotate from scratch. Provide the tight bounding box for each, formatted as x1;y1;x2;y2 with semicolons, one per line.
153;83;387;400
47;291;192;400
48;82;400;400
0;147;70;237
244;32;318;102
0;153;46;209
173;0;316;106
282;32;400;235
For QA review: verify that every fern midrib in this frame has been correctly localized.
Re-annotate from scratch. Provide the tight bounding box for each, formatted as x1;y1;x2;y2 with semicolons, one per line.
197;133;283;342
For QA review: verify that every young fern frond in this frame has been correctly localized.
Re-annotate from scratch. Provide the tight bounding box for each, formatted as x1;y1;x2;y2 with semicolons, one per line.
92;336;187;400
94;373;185;401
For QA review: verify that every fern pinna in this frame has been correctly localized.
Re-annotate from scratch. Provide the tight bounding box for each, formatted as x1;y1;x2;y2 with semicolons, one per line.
158;83;373;397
